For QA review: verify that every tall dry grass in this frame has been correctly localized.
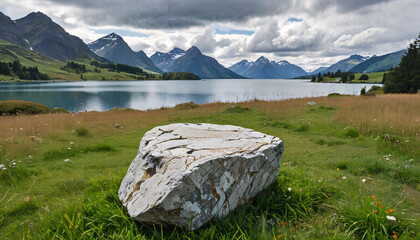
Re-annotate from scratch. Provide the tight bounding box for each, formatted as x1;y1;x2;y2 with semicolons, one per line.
242;94;419;137
331;94;420;137
1;94;418;159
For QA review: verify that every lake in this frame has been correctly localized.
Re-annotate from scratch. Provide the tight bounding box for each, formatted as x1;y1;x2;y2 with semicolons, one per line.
0;79;380;112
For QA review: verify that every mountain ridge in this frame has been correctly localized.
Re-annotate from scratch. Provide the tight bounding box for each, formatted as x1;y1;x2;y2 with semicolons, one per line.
228;56;307;79
88;33;162;73
0;11;101;61
166;46;244;79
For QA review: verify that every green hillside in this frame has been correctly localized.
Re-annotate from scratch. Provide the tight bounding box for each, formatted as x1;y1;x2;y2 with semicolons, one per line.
0;39;159;81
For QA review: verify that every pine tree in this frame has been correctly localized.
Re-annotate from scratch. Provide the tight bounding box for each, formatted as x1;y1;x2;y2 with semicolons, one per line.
384;33;420;93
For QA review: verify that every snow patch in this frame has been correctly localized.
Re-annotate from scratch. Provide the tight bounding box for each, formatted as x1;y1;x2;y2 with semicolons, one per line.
172;53;185;60
24;39;33;51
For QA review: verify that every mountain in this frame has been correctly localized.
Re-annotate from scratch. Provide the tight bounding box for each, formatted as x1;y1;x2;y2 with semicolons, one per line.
166;46;243;79
150;48;186;72
0;11;101;61
309;67;328;75
0;12;29;49
349;50;406;73
228;56;307;79
88;33;162;73
320;55;369;74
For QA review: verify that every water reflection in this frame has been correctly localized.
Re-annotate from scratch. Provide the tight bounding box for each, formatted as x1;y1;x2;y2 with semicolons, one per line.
0;79;380;112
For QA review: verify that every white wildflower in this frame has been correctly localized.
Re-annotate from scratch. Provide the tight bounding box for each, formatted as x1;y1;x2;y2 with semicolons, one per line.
342;176;347;179
0;164;4;168
68;148;71;150
287;187;292;192
361;179;366;183
70;142;74;145
386;216;396;221
2;167;6;171
64;159;70;162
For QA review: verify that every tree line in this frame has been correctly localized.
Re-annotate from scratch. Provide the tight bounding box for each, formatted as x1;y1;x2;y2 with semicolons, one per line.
90;61;145;75
161;72;200;80
0;60;49;80
311;70;369;83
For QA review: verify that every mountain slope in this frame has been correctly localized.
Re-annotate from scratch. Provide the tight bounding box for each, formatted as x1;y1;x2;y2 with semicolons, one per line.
150;47;186;72
0;11;101;61
320;55;369;74
0;12;29;49
0;39;158;81
349;50;406;73
167;46;243;79
228;57;307;79
88;33;162;73
309;67;328;75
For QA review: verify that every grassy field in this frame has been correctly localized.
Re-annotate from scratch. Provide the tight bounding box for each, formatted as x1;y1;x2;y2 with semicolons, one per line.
0;94;419;239
321;72;386;84
0;39;159;81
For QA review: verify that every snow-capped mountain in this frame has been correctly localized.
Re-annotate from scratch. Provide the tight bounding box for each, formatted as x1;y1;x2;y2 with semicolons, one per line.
150;48;186;72
88;33;162;73
229;56;307;79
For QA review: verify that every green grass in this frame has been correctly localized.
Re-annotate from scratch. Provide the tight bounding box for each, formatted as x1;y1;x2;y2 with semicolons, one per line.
321;72;387;84
0;39;159;81
353;72;386;83
0;96;419;239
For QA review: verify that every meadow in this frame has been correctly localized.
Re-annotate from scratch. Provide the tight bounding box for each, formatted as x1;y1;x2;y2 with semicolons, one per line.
0;94;419;239
321;72;386;84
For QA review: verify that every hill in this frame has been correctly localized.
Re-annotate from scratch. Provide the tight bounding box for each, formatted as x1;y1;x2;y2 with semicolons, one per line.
0;39;159;81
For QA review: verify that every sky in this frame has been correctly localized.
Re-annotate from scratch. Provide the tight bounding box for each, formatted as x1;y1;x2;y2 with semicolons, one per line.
1;0;419;71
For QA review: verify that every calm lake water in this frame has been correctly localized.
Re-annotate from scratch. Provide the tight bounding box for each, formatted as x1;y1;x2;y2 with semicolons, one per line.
0;79;380;112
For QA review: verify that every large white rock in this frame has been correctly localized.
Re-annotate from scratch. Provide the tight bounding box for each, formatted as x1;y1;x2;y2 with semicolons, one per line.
118;123;283;230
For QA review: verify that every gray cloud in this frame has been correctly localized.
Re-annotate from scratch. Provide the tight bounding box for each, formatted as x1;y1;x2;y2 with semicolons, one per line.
26;0;392;29
0;0;417;70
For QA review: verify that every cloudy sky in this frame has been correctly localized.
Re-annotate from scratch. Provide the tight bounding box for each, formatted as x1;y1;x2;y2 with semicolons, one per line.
1;0;419;71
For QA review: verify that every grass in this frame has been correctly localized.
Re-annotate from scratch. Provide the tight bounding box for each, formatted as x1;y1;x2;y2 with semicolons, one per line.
0;94;419;239
321;71;387;83
0;39;159;81
353;72;386;83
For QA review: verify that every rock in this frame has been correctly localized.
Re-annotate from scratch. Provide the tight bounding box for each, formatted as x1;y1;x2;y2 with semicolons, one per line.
305;101;317;106
119;123;283;230
29;136;43;143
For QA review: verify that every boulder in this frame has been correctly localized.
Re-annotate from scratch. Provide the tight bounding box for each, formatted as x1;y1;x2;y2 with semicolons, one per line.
118;123;283;230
